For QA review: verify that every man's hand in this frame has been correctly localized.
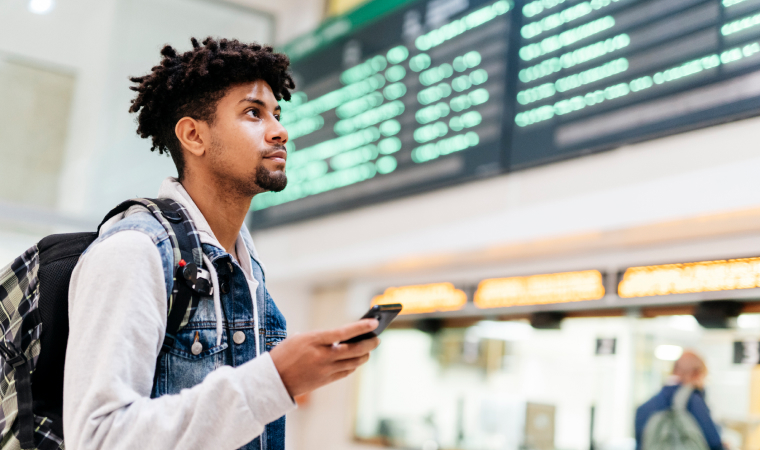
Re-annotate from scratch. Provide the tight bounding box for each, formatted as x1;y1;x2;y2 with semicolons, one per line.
270;319;380;397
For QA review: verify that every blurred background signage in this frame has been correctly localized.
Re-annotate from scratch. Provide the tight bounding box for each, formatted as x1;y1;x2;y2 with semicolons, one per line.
734;340;760;364
250;0;760;227
371;282;468;314
373;256;760;315
473;269;606;308
618;256;760;298
595;337;617;355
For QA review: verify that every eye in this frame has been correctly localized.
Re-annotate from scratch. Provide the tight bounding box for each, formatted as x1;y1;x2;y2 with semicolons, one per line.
274;113;281;121
247;108;260;118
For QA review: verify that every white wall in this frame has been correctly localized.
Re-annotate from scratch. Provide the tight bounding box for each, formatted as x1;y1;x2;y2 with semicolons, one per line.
66;0;275;218
0;0;326;226
0;0;317;266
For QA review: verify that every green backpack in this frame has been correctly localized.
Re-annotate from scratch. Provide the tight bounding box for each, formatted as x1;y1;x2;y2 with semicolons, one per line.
642;385;710;450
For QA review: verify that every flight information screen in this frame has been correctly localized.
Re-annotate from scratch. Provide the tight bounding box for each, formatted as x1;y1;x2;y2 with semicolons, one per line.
251;0;760;227
511;0;760;167
251;0;513;227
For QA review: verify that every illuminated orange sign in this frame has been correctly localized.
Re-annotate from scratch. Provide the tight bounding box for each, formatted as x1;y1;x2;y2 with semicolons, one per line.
372;282;467;315
618;257;760;298
474;270;605;309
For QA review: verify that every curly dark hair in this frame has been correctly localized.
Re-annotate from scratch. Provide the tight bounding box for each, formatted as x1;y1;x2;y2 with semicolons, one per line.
128;37;295;179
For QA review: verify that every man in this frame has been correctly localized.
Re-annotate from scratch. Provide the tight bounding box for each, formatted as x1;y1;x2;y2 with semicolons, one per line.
63;37;379;450
635;350;723;450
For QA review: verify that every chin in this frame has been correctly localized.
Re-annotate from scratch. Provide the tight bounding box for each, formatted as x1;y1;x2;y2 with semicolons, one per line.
255;168;288;192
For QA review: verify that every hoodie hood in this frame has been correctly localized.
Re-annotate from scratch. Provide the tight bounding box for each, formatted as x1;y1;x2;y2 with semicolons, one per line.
156;177;265;274
99;177;265;350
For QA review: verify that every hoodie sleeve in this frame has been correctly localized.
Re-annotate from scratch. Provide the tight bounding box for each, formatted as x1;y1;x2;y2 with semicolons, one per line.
64;230;295;450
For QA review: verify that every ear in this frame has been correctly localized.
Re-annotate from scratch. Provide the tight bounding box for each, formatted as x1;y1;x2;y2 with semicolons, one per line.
175;117;208;157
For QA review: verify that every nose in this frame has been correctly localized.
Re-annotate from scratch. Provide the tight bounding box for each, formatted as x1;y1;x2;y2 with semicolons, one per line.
267;117;288;145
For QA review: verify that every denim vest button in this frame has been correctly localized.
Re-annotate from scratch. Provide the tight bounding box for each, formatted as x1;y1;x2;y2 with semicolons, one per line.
221;282;229;294
233;331;246;344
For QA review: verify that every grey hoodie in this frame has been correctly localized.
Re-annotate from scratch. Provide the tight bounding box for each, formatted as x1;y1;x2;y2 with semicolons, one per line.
63;178;295;450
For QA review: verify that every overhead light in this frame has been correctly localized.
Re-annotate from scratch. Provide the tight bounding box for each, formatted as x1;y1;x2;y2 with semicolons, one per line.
738;314;760;329
466;320;534;341
668;315;700;331
28;0;55;14
655;344;683;361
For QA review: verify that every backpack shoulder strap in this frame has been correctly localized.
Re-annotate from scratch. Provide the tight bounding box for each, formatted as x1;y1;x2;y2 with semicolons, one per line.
98;198;213;355
672;385;694;411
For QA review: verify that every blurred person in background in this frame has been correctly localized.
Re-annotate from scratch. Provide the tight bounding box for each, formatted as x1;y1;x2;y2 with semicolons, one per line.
635;350;723;450
63;37;379;450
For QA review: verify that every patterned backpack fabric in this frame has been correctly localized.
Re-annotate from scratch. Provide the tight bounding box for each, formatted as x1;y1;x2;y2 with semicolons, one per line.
0;198;212;450
0;247;47;450
642;385;710;450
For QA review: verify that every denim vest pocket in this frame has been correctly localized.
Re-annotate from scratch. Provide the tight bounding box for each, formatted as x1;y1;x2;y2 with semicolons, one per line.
264;291;287;351
169;327;228;360
154;327;229;397
265;330;287;351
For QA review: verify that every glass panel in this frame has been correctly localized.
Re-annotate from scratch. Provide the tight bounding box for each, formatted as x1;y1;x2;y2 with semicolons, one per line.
355;316;756;450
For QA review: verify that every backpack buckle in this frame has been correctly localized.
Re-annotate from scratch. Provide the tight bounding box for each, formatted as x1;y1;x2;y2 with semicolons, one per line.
180;263;214;296
6;353;26;368
161;209;183;223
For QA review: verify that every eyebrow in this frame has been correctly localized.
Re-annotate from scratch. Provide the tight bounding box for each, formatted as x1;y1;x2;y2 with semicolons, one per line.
239;97;281;112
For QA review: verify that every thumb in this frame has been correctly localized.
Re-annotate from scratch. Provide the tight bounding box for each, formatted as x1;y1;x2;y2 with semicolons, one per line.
318;319;379;345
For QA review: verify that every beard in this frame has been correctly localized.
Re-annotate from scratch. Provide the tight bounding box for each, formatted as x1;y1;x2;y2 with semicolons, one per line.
207;134;288;197
255;164;287;192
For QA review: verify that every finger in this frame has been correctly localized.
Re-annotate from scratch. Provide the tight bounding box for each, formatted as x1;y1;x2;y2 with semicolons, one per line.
332;337;380;360
333;354;370;372
328;368;357;383
318;319;379;345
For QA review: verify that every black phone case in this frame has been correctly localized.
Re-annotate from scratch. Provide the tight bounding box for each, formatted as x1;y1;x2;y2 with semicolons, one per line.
341;304;403;343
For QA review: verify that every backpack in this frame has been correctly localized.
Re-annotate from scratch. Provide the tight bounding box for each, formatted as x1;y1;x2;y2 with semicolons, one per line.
642;385;710;450
0;198;213;449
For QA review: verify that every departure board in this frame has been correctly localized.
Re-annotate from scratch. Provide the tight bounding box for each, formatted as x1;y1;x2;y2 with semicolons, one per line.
251;0;760;227
251;0;513;227
511;0;760;167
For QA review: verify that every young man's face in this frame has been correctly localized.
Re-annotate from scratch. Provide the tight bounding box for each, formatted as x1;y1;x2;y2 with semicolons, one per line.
206;79;289;196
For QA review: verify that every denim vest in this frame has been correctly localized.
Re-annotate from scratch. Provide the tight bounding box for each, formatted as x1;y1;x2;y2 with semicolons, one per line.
91;212;287;450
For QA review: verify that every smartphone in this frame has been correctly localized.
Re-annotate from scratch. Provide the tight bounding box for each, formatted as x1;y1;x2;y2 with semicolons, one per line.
341;303;403;344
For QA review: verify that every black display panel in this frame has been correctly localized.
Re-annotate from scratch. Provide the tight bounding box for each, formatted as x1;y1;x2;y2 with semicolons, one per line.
252;0;760;228
511;0;760;167
251;0;513;227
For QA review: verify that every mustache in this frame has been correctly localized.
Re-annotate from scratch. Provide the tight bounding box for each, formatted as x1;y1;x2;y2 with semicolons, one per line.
261;144;287;157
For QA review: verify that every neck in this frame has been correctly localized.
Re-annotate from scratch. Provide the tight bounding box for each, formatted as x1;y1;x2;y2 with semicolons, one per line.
181;174;252;254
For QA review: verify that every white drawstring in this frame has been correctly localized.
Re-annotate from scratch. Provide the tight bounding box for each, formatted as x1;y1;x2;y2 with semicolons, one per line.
202;253;261;354
250;280;260;357
202;254;224;347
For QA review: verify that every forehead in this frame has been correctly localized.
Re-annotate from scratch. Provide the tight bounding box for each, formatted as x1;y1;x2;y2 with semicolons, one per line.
222;80;277;106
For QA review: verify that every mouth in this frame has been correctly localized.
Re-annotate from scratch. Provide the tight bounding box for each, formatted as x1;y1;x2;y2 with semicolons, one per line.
263;148;287;165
